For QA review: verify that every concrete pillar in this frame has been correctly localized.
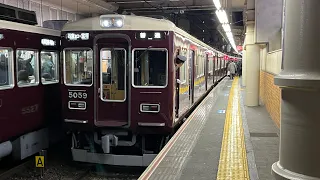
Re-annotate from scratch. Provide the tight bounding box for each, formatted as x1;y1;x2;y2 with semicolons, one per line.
245;22;260;106
242;49;246;87
272;1;320;179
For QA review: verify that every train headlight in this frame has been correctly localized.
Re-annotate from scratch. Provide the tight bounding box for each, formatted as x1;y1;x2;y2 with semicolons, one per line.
101;19;112;28
100;16;124;28
114;19;123;27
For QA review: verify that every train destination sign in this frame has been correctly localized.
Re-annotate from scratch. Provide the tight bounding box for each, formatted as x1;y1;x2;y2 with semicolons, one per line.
66;32;89;41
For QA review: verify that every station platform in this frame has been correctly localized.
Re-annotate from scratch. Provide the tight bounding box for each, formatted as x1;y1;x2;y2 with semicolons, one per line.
139;77;280;180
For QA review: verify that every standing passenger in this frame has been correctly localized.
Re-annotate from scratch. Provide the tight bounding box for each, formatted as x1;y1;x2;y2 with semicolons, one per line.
227;60;237;79
237;60;242;77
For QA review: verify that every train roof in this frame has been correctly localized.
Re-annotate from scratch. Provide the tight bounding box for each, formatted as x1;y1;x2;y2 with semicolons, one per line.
0;19;61;37
62;15;224;54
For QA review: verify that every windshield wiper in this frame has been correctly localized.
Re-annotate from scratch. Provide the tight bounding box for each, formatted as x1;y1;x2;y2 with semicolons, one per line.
135;46;152;62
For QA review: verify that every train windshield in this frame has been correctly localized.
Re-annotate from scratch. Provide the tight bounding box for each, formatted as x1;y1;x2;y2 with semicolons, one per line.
133;49;167;87
41;51;59;84
64;49;93;86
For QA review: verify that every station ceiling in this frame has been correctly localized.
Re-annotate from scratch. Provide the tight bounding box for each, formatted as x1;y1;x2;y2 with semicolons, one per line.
108;0;245;54
43;0;246;55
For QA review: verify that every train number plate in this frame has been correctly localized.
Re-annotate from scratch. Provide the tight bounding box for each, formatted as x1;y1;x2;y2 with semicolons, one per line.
68;101;86;110
68;90;88;99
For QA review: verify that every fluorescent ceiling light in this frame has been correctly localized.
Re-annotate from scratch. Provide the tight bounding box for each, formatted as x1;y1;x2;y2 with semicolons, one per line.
222;24;231;32
213;0;221;9
215;10;229;24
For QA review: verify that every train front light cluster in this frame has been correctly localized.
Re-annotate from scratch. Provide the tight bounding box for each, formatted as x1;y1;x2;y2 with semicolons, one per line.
100;16;124;28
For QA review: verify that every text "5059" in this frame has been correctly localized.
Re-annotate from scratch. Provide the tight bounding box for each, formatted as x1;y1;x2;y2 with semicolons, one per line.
69;92;88;99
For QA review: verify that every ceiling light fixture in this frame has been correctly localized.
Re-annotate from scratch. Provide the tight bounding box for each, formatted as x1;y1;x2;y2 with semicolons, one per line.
212;0;238;53
213;0;221;10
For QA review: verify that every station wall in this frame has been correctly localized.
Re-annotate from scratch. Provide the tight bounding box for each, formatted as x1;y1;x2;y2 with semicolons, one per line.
0;0;84;26
259;49;282;127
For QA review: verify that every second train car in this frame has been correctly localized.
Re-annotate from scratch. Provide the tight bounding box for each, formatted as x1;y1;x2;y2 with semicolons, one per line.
60;15;231;166
0;4;62;161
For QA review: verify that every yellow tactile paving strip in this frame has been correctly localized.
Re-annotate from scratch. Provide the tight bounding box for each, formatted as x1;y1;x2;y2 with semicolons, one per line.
217;77;249;180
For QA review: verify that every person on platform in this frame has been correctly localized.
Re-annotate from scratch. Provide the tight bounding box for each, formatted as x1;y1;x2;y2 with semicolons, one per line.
227;60;237;79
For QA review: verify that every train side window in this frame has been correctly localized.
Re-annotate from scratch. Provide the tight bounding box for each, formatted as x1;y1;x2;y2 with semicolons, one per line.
41;51;59;84
209;55;213;74
0;48;14;89
179;49;187;83
16;49;39;87
133;48;168;88
64;49;93;86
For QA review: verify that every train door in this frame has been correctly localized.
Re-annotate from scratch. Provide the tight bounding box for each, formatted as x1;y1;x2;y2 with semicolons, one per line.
95;35;130;127
189;50;195;104
175;49;180;118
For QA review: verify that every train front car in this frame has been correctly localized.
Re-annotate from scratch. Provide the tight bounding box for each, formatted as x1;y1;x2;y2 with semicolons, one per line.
61;15;177;166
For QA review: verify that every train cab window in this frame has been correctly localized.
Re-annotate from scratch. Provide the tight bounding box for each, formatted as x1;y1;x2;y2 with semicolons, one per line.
133;49;168;87
0;48;13;89
41;51;59;84
100;49;126;101
64;49;93;86
16;49;39;87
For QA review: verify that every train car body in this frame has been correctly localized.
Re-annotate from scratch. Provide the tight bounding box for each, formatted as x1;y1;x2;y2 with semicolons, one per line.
61;15;229;166
0;16;61;160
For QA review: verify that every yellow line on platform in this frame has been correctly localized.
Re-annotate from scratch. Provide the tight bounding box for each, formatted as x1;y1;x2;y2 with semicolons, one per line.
217;77;249;180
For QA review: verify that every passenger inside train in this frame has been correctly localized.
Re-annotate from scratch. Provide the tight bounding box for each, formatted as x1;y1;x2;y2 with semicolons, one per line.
41;52;54;80
17;50;37;85
17;70;29;84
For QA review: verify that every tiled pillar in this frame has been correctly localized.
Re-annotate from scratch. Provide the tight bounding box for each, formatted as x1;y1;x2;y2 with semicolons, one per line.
245;22;260;106
272;0;320;179
242;49;246;87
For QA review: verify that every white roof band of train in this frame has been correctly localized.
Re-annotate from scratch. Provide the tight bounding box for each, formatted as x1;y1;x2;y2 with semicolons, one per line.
62;14;239;59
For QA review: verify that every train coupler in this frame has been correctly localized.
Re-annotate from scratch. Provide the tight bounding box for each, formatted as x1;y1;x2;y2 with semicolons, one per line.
101;134;118;153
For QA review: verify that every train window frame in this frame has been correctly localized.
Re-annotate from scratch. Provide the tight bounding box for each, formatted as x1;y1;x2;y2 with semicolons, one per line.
100;48;127;102
209;55;214;74
132;48;168;89
16;48;40;88
40;51;59;85
179;49;187;84
63;48;93;87
196;53;205;78
0;47;14;90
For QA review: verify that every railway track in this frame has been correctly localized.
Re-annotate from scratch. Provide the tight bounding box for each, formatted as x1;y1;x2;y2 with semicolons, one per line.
0;159;34;180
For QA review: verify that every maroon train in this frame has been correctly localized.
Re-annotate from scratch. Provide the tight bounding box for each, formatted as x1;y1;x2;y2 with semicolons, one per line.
60;15;234;166
0;4;62;161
